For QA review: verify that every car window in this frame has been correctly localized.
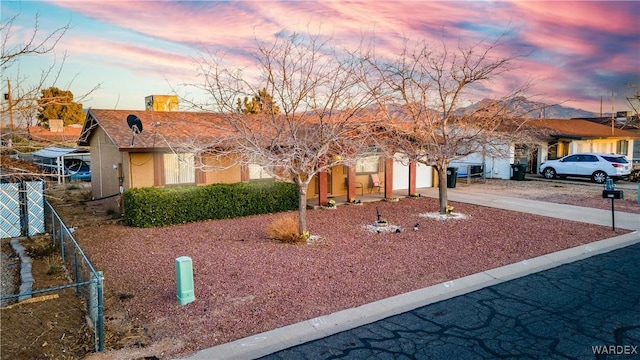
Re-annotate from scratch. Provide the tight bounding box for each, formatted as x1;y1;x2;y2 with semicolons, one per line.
563;155;579;162
582;155;598;162
601;156;628;164
64;159;89;171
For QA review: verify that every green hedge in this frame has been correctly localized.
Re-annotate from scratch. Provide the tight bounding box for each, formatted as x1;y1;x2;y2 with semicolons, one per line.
123;182;299;227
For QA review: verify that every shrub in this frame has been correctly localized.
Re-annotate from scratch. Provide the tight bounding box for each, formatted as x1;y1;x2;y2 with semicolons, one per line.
123;181;298;227
46;255;63;275
266;214;305;244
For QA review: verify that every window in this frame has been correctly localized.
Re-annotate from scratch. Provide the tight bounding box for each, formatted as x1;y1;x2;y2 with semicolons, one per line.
164;153;195;185
355;155;380;174
617;140;629;155
547;141;569;160
581;155;598;162
601;155;628;164
248;164;274;181
563;155;579;162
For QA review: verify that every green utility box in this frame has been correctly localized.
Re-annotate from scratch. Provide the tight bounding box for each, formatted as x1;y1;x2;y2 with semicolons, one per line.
176;256;195;306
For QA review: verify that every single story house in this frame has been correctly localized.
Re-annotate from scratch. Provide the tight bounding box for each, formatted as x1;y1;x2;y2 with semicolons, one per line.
77;109;434;206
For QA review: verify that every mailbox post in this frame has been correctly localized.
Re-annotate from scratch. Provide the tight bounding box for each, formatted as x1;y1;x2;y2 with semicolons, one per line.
602;189;623;231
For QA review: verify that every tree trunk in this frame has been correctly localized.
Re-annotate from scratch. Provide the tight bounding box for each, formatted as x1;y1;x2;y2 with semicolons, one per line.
437;162;449;214
294;174;310;236
297;187;308;235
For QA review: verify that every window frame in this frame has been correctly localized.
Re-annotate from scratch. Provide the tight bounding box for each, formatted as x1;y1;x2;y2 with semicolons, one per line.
616;140;629;155
355;154;380;175
163;152;196;186
248;163;275;182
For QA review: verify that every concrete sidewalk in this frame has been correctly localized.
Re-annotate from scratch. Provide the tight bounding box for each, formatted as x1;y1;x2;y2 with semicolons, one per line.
181;189;640;360
420;187;640;231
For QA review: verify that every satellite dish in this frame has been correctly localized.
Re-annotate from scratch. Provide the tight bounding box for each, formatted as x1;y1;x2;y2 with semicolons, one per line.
127;114;143;146
127;114;143;134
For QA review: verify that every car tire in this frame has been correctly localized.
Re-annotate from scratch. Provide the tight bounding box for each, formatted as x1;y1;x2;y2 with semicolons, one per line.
542;167;556;179
592;171;607;184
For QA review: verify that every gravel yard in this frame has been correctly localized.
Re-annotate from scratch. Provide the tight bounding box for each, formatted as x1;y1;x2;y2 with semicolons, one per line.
73;178;637;359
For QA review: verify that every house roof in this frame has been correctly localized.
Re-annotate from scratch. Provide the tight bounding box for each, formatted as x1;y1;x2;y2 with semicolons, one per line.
31;146;87;159
78;109;382;151
78;109;230;150
28;125;83;143
526;119;639;140
79;110;638;153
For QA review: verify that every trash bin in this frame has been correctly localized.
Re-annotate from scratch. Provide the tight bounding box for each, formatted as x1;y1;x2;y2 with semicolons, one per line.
510;163;527;181
446;167;458;188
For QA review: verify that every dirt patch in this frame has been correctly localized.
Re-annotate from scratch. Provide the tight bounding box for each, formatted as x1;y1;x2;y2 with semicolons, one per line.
0;236;95;359
45;183;123;228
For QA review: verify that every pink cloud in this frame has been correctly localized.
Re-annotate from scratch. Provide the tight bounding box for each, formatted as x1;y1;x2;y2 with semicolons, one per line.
512;1;637;34
44;1;636;113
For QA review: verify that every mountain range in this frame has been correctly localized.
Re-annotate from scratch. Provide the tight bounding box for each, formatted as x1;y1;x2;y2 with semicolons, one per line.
461;97;600;119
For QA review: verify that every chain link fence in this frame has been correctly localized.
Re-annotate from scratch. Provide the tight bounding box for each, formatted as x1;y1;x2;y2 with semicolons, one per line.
0;199;103;358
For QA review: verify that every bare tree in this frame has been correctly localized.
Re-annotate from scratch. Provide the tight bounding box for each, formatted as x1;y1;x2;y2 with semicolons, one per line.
623;83;640;129
364;36;537;214
1;12;99;153
185;33;377;236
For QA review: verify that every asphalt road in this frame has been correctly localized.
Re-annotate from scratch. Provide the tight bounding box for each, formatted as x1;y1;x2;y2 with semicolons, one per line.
260;243;640;359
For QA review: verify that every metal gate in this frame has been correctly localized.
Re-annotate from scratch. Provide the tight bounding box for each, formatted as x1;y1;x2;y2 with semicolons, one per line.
0;181;45;238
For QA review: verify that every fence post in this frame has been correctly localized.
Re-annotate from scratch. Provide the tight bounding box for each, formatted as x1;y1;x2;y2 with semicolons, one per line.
50;207;56;245
96;271;104;352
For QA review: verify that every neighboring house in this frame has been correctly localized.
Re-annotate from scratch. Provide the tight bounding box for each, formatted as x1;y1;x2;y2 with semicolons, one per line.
28;123;83;144
452;119;638;180
530;119;637;161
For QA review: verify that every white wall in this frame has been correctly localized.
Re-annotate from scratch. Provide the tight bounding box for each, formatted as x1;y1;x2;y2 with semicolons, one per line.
392;154;433;189
450;143;513;180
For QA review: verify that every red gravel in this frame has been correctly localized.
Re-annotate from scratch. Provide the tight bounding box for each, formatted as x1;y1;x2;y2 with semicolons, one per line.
76;193;632;358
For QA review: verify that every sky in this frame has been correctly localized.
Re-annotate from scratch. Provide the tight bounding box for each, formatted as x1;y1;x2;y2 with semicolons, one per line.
2;0;639;117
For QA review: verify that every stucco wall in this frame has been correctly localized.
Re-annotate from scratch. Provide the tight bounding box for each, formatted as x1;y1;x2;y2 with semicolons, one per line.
129;153;155;188
201;154;242;184
90;127;122;199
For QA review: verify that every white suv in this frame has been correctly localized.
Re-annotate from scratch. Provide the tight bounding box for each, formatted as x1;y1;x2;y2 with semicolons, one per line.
538;153;631;184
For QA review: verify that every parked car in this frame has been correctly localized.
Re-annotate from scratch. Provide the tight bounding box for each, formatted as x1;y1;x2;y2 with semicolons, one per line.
538;153;631;184
37;159;91;181
64;159;91;181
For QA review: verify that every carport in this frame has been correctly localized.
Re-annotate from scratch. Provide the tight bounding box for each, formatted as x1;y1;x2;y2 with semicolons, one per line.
30;146;89;184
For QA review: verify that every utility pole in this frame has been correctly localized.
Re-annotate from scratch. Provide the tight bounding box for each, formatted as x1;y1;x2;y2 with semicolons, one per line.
5;79;14;132
611;90;614;135
600;95;603;117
